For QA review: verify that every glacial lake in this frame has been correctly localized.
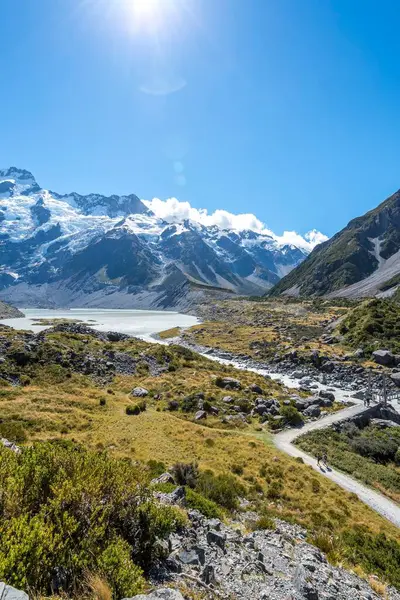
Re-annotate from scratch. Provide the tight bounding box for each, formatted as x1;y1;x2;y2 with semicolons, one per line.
0;308;199;342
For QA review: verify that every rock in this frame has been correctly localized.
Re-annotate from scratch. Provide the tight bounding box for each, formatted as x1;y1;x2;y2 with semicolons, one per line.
303;405;321;418
249;383;263;394
201;563;215;585
207;529;226;550
391;372;400;388
195;410;207;420
152;472;175;485
293;564;319;599
292;370;304;379
353;348;364;358
294;398;312;411
372;350;394;366
222;395;233;403
217;377;241;390
122;590;184;600
177;549;200;565
0;583;29;600
320;361;335;373
319;390;335;402
131;387;149;397
370;418;400;428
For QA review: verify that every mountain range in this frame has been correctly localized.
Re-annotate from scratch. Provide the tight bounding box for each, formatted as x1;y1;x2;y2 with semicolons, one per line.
0;167;309;309
271;187;400;298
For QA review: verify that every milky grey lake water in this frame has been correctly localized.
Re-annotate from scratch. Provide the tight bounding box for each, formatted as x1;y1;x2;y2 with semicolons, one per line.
0;308;199;342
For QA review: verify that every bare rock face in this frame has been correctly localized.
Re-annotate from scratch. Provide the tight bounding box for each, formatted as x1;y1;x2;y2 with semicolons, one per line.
0;582;29;600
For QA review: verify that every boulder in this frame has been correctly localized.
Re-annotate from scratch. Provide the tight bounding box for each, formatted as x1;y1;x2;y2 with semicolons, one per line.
222;395;233;403
320;361;335;373
391;372;400;388
207;529;226;550
217;377;241;390
122;590;184;600
195;410;207;420
372;350;394;366
131;387;149;397
318;390;335;402
303;405;321;418
0;583;29;600
152;472;175;485
249;383;263;394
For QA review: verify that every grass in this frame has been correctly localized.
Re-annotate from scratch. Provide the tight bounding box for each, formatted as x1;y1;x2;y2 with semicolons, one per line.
337;298;400;354
295;425;400;503
185;298;352;361
158;326;181;339
0;324;399;591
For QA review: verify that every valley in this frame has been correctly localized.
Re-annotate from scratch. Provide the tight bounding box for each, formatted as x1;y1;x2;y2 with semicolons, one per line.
1;294;400;599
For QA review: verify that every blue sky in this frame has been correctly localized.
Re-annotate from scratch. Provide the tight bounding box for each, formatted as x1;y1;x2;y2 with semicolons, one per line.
1;0;400;238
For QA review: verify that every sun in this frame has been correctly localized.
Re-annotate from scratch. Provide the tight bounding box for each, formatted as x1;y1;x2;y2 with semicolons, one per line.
128;0;171;30
132;0;160;20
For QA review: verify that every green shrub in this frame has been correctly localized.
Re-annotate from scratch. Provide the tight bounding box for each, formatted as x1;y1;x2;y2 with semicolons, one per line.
395;447;400;466
0;442;183;598
147;460;166;477
196;470;244;511
252;515;275;530
126;404;141;416
280;405;304;426
342;527;400;589
185;488;222;519
99;397;106;406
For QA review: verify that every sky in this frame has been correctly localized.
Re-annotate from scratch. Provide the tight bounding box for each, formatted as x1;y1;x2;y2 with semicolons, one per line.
1;0;400;241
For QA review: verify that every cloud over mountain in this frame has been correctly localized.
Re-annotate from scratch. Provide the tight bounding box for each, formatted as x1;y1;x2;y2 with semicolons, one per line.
143;197;328;252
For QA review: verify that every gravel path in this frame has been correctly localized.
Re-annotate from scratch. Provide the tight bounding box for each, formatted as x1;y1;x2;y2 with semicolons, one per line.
274;404;400;528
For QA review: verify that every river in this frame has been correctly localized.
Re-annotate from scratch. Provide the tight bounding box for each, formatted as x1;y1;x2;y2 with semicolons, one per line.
0;308;199;342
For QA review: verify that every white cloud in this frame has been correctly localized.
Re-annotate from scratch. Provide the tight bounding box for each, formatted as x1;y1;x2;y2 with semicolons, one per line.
143;197;329;252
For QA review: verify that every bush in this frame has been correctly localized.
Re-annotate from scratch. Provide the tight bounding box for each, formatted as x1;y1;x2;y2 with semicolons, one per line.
185;488;222;519
395;447;400;466
252;515;274;530
280;405;304;426
342;527;400;589
171;462;199;488
99;397;107;406
147;460;166;477
0;442;183;598
126;405;141;416
196;470;244;511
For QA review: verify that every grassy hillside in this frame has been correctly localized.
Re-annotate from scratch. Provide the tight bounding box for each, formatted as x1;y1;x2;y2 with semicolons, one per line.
0;324;400;596
337;298;400;354
270;190;400;297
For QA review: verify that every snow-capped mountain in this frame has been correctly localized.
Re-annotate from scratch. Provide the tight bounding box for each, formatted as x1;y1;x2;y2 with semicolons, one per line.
0;168;308;308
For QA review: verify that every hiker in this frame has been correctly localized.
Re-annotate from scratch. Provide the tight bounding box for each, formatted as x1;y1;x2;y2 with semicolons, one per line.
316;452;322;467
322;451;328;467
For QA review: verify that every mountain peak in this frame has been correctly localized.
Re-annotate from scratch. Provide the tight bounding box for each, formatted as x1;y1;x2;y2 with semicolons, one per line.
0;167;37;185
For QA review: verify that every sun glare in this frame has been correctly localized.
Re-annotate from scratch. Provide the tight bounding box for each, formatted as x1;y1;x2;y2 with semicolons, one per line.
127;0;171;30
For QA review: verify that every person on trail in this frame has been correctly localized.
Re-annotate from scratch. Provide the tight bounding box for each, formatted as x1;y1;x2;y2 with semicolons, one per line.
322;451;328;467
316;452;322;467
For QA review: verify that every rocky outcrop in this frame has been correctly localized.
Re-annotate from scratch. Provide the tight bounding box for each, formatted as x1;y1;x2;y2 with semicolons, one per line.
147;510;400;600
0;301;23;320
